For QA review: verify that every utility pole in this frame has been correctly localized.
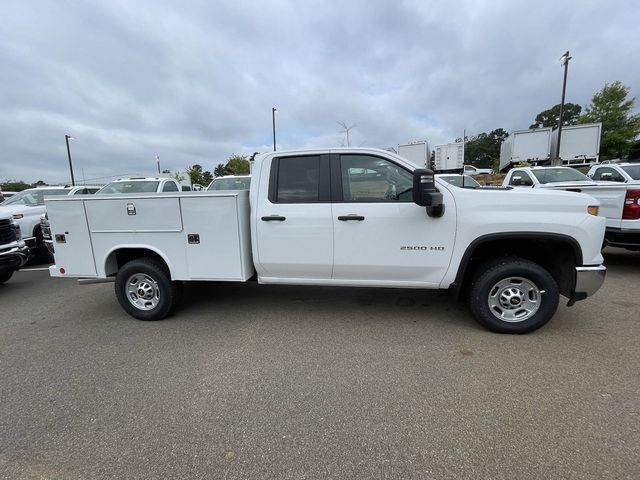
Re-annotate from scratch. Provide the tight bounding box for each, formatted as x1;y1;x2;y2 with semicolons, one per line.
553;51;572;166
156;155;161;174
65;134;76;186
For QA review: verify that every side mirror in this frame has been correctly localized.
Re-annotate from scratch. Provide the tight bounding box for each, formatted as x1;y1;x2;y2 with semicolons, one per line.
600;173;612;180
511;176;522;186
413;169;445;218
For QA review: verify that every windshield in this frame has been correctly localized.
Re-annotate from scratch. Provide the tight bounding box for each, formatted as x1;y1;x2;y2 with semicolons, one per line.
2;188;70;206
208;177;251;191
531;168;590;184
439;175;481;188
621;165;640;180
98;181;160;194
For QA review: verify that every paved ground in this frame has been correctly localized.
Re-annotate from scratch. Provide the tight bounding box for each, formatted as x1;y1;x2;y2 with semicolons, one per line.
0;248;638;479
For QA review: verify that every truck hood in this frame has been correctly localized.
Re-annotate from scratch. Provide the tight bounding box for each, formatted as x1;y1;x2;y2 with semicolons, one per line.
0;204;45;217
441;184;606;265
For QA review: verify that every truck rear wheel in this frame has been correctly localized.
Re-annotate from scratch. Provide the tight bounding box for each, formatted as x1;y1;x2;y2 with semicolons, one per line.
115;258;180;321
467;257;559;334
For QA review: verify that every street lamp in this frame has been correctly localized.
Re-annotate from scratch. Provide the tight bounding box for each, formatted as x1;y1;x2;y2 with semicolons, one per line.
553;50;572;165
156;155;161;174
272;107;278;152
64;134;76;186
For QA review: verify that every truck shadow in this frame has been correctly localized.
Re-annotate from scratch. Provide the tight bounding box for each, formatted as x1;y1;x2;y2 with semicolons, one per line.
178;281;482;332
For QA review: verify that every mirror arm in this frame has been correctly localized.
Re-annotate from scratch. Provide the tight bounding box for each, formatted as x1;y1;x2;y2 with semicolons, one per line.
427;204;445;218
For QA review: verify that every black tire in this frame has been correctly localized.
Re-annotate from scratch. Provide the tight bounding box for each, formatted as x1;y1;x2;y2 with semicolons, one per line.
34;227;54;264
467;257;559;334
0;270;13;284
114;258;180;321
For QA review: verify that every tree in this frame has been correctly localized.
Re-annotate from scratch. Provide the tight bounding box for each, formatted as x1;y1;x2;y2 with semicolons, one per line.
32;180;48;187
530;103;582;129
1;180;31;192
464;128;509;168
579;81;640;159
214;164;226;177
186;164;206;186
202;171;213;185
171;171;185;183
161;169;171;174
225;154;250;175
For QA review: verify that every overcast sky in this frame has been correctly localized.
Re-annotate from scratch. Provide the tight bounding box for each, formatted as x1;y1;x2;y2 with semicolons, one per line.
1;0;638;184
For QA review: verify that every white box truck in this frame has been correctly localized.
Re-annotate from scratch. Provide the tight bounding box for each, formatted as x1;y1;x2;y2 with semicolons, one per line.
397;141;430;169
434;143;464;173
499;128;552;172
550;123;601;166
45;147;607;334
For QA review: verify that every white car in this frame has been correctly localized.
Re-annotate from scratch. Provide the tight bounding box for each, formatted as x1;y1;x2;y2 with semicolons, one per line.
463;165;494;175
587;163;640;185
97;177;181;194
207;175;251;191
437;174;481;188
0;185;101;261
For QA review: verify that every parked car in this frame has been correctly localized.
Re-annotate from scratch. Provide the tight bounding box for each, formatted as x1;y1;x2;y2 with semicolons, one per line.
503;166;640;250
587;163;640;185
96;177;181;194
437;174;481;188
41;177;182;256
207;175;251;191
46;147;606;334
0;185;101;261
463;165;493;175
0;215;29;283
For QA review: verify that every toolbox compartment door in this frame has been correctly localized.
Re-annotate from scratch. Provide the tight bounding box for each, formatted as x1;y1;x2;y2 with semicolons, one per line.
46;199;97;276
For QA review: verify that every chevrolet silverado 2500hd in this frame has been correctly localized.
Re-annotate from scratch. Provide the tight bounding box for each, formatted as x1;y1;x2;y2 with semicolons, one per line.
46;148;607;333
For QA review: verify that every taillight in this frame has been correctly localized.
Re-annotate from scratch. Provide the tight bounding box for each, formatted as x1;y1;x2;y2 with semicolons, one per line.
622;189;640;220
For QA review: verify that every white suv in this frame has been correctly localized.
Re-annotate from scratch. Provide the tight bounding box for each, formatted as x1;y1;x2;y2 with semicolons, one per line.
0;185;101;261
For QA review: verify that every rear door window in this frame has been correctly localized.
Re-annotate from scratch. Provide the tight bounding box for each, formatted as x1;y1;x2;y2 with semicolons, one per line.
272;156;325;203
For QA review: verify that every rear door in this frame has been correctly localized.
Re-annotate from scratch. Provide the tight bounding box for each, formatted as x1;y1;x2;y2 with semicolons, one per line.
254;154;333;281
331;153;456;286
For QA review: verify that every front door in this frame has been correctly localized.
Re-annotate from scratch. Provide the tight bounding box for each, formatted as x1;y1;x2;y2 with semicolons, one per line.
331;154;456;286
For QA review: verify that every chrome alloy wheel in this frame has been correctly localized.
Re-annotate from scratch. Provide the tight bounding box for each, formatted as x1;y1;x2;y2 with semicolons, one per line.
487;276;542;323
126;273;161;311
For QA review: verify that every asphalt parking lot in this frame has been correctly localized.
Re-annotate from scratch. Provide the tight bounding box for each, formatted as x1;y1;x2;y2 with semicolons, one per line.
1;248;638;480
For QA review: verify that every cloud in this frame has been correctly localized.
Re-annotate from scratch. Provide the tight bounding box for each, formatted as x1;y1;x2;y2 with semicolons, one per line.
0;0;638;183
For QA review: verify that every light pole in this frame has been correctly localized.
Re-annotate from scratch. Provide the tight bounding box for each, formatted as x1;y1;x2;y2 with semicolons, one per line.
272;107;277;152
553;50;572;166
65;134;76;186
156;155;161;174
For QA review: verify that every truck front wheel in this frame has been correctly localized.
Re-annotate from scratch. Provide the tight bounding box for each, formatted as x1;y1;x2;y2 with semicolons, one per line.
467;257;559;334
114;258;180;321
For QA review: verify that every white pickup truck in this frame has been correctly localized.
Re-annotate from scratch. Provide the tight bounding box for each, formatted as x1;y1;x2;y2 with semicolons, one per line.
503;166;640;250
46;148;607;334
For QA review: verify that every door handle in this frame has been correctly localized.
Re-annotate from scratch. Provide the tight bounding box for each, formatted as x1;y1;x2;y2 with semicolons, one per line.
337;215;365;221
261;215;286;221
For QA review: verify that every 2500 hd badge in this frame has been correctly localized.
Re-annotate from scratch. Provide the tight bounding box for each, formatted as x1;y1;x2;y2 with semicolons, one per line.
400;246;445;251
